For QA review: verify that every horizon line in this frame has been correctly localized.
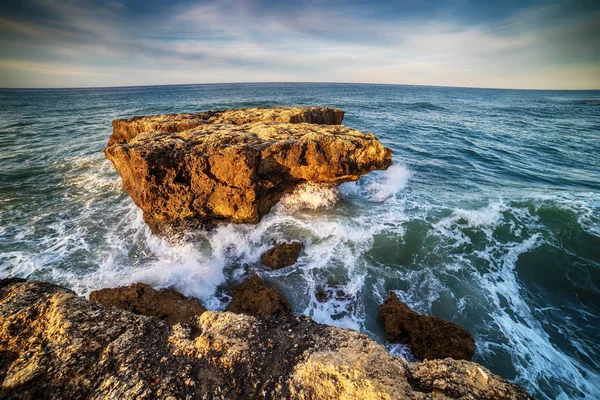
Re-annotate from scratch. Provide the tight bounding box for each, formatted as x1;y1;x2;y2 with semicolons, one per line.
1;81;599;92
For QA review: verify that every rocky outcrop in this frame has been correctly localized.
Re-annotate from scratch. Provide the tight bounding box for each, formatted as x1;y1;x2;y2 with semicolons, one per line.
0;279;532;400
225;274;291;318
379;292;476;361
89;282;206;325
104;107;392;234
261;241;304;269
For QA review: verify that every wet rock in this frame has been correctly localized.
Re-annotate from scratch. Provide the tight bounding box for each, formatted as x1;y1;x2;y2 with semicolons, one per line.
315;280;350;303
104;107;392;234
315;286;328;303
89;282;206;325
379;291;475;361
261;241;304;269
0;279;532;399
225;274;291;318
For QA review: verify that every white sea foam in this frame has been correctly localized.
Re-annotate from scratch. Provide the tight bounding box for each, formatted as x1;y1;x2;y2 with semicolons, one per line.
362;164;411;202
279;182;339;210
386;343;415;361
425;199;600;398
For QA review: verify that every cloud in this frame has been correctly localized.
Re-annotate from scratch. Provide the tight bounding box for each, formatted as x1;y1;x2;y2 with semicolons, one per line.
0;0;598;88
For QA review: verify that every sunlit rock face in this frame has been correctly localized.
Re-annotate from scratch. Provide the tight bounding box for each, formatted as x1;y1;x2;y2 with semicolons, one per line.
104;107;392;234
0;279;533;400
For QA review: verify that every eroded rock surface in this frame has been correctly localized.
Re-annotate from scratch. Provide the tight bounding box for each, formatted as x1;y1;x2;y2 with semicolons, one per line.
109;107;345;146
379;291;476;361
261;241;304;269
225;274;291;318
89;282;206;325
104;107;392;234
0;279;532;399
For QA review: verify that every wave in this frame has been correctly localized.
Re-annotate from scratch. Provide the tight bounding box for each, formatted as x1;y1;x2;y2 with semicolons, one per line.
401;101;446;112
279;182;339;210
426;198;600;399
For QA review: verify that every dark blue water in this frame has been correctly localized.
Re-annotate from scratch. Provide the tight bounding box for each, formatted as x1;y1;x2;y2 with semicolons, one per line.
1;83;599;399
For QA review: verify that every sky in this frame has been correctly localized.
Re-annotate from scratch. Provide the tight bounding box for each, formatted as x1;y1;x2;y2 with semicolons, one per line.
0;0;598;89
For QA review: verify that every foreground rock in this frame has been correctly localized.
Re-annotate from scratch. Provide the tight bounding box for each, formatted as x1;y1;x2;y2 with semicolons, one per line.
379;292;476;361
225;274;291;318
89;282;206;325
0;279;532;400
261;241;304;269
104;107;392;234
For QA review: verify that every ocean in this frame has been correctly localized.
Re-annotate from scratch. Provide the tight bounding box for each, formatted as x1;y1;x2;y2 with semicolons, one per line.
0;83;599;399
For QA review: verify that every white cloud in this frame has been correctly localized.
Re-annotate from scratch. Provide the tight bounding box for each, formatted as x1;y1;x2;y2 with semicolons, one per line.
0;0;598;88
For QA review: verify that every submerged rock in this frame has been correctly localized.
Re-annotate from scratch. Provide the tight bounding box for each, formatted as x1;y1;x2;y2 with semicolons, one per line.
261;241;304;269
315;280;351;303
89;282;206;325
104;107;392;234
225;274;291;318
0;279;531;399
379;291;476;361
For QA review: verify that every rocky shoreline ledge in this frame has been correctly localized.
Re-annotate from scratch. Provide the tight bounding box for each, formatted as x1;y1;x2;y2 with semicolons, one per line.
0;278;532;399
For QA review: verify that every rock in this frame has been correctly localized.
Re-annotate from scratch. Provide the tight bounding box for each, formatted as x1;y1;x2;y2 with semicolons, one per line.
89;282;206;325
407;358;533;400
379;291;476;361
0;279;532;399
109;107;345;146
225;274;291;318
261;241;304;269
315;280;351;303
104;107;392;234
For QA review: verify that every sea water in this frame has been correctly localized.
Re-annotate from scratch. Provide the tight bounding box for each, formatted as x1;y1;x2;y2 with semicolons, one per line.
0;83;599;399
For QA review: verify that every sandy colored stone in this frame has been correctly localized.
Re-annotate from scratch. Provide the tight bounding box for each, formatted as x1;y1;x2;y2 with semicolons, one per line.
109;107;345;146
379;291;476;361
0;278;532;399
261;241;304;269
104;107;392;234
89;282;206;325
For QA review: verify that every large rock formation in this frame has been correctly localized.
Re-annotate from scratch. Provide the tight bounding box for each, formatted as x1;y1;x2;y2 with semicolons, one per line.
104;107;392;234
89;282;206;325
0;279;532;399
379;292;476;361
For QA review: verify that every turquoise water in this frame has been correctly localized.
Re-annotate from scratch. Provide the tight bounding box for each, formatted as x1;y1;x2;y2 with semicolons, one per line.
1;83;599;398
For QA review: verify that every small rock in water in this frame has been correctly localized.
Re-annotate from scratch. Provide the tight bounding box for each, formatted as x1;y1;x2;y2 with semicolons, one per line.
226;274;291;318
379;291;475;361
89;282;206;325
261;241;304;269
315;280;350;304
